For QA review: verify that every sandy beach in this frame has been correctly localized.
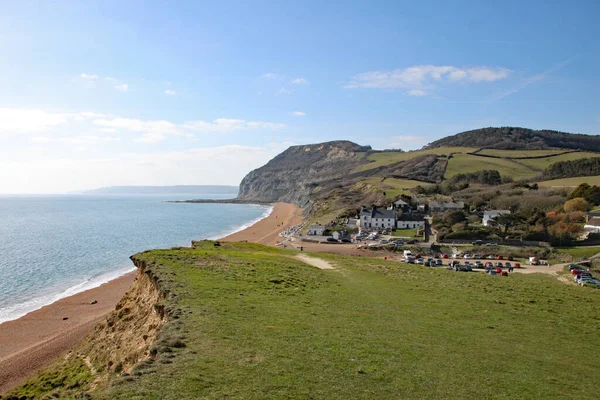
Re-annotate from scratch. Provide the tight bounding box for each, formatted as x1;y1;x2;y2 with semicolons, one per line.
0;201;303;394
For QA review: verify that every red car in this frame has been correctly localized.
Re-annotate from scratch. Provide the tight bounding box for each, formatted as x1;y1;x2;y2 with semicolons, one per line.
514;263;521;268
500;271;509;276
441;254;449;259
495;267;502;274
497;255;504;260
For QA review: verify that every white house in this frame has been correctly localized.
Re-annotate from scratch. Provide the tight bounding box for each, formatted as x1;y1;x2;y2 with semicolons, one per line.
307;225;326;235
332;230;348;240
483;210;511;226
428;201;464;213
584;216;600;234
397;214;425;229
360;207;396;229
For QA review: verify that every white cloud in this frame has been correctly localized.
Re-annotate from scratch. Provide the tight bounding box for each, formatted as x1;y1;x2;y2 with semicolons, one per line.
408;89;428;97
183;118;286;133
261;72;278;79
104;77;117;82
345;65;511;95
291;78;308;85
114;83;129;92
134;133;166;143
80;73;99;80
30;135;121;144
390;135;428;150
0;108;70;133
164;89;176;95
93;117;180;135
276;87;293;95
291;111;307;117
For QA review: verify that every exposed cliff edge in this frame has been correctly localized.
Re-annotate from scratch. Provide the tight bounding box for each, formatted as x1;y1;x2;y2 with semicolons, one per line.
237;140;371;207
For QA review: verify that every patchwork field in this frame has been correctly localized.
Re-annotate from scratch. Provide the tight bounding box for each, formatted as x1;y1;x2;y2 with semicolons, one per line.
518;151;599;170
537;175;600;187
9;242;600;399
445;153;539;180
355;147;477;172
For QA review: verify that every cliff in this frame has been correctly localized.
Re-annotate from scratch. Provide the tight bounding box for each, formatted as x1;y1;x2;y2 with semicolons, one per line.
237;140;371;207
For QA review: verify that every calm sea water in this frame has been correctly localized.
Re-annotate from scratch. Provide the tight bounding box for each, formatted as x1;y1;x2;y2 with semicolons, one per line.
0;195;271;324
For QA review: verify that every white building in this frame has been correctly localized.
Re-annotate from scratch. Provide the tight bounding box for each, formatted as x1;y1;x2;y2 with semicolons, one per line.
360;207;396;229
307;225;326;235
397;214;425;229
483;210;511;226
428;201;465;213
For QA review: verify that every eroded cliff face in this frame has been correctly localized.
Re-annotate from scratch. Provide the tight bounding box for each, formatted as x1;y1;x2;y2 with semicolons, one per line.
238;141;371;207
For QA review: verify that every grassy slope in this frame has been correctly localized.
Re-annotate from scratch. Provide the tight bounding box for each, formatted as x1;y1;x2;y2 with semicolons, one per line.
537;176;600;187
445;153;539;180
519;151;599;170
355;147;476;172
476;149;568;158
554;246;600;259
359;177;431;199
10;241;600;399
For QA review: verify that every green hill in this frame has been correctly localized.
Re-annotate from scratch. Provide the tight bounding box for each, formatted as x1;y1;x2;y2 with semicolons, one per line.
9;241;600;399
426;127;600;151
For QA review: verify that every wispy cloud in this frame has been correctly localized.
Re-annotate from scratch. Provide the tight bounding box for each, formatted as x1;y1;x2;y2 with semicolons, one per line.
345;65;511;96
183;118;286;133
291;111;307;117
276;87;293;96
261;72;278;79
114;83;129;92
80;73;99;80
134;133;166;144
164;89;176;95
390;135;429;150
291;78;309;85
486;58;573;103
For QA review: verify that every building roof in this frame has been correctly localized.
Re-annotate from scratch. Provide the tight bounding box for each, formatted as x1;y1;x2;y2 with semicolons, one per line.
372;207;396;219
429;201;464;209
397;213;425;222
394;199;409;206
308;224;326;230
484;210;511;217
586;217;600;227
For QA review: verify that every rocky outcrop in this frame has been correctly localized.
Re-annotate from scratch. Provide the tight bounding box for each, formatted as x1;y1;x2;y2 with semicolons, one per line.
237;141;371;207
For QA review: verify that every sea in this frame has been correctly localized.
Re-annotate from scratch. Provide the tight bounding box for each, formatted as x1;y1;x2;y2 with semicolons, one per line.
0;194;272;324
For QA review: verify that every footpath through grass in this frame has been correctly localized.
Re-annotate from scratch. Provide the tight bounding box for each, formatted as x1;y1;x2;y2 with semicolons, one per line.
8;241;600;399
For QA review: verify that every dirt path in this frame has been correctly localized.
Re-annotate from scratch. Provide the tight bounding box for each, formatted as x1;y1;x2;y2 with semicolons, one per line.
295;254;335;270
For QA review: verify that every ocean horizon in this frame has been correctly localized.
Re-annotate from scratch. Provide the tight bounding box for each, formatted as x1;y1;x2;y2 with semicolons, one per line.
0;194;271;324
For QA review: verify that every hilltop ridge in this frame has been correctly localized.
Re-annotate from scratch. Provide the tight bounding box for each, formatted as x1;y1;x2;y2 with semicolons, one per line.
425;127;600;151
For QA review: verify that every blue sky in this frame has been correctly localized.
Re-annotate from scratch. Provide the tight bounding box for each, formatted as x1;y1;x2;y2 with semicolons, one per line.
0;0;598;193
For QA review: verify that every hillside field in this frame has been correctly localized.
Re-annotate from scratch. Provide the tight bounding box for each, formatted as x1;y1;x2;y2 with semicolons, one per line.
9;242;600;399
518;151;599;170
355;147;476;172
537;175;600;187
445;153;539;180
475;149;569;158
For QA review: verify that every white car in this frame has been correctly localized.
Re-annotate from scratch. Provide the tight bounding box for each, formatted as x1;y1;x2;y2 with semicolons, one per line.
463;254;472;259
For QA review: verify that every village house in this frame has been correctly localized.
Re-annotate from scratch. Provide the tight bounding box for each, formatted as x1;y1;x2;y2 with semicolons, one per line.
428;201;464;213
397;214;425;229
483;210;511;226
332;230;348;240
360;207;396;229
584;212;600;233
307;224;326;236
387;199;411;213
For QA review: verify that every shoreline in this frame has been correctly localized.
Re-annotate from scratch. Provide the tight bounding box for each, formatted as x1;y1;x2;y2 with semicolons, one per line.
0;201;303;394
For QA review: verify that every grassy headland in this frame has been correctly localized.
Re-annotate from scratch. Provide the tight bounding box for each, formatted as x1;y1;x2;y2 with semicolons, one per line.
7;241;600;399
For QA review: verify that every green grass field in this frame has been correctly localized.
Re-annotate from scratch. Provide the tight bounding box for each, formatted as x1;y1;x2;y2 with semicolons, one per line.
537;175;600;187
8;241;600;399
358;177;431;199
355;147;477;172
475;149;568;158
445;153;539;180
391;228;419;237
518;151;599;170
554;246;600;259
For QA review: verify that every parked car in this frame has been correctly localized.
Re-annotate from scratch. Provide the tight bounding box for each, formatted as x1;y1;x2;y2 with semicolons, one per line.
497;255;504;260
485;262;494;268
514;262;521;268
441;254;449;259
341;238;352;243
508;256;514;261
406;240;416;244
495;267;502;274
326;237;339;243
495;262;503;267
504;262;512;268
416;258;424;265
569;264;584;271
379;239;389;244
436;259;443;266
487;255;495;260
488;270;497;275
485;242;498;246
472;240;483;245
463;254;472;259
472;254;481;259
